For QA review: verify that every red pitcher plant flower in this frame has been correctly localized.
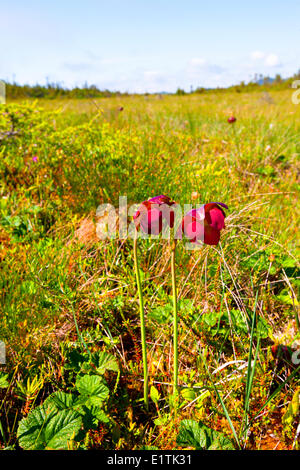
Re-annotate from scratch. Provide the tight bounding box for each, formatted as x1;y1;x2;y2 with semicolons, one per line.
133;195;176;235
228;116;237;124
177;202;228;245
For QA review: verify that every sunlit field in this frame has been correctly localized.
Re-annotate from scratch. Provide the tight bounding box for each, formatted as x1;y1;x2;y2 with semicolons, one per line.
0;89;299;450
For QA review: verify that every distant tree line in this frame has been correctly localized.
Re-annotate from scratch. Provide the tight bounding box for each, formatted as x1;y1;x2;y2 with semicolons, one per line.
2;69;300;99
190;70;300;95
4;82;128;100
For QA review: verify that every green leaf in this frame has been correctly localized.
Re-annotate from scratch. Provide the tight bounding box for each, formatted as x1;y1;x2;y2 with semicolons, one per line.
282;389;300;427
64;349;88;372
17;403;82;450
0;373;9;388
203;311;218;327
256;316;270;339
150;385;160;404
209;435;235;450
181;387;196;401
256;165;276;177
276;289;299;306
149;304;173;324
140;445;159;450
87;406;109;423
44;391;78;411
44;391;110;429
76;374;109;406
176;420;208;449
154;415;169;426
81;405;110;428
177;419;234;450
91;351;119;374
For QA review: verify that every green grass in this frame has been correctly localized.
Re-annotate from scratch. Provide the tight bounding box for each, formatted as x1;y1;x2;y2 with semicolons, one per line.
0;90;299;450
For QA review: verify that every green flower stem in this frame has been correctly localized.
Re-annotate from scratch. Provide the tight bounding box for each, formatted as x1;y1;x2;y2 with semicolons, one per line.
133;229;149;410
295;310;300;333
171;239;178;401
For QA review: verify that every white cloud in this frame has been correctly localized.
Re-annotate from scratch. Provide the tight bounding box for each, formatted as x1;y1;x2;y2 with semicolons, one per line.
63;62;96;72
250;51;281;67
265;53;280;67
144;70;161;78
188;57;225;75
251;51;265;60
189;58;208;67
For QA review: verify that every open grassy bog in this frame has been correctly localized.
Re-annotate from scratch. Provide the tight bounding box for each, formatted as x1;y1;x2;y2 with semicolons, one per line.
0;90;299;450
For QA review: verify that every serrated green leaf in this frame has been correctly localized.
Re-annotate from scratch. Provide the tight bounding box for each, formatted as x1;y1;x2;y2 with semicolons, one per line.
176;419;208;449
44;391;78;411
208;435;235;450
177;419;235;450
17;403;82;450
91;351;119;374
64;349;89;372
203;312;218;327
76;374;109;406
81;405;110;428
149;304;173;324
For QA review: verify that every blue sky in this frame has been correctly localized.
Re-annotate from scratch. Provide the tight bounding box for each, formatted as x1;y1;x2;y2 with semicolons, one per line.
1;0;299;92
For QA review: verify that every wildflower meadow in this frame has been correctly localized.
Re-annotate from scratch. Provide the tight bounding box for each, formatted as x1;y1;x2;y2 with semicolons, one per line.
0;88;299;451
